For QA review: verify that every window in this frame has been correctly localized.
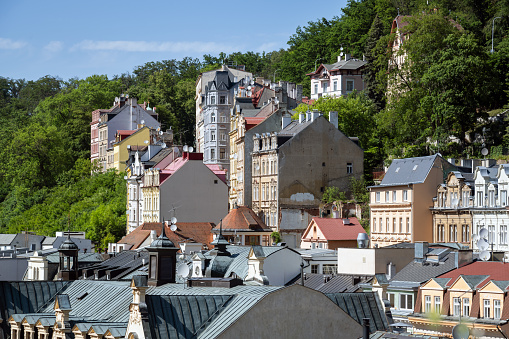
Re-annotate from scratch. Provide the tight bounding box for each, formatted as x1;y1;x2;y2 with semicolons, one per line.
210;95;216;105
393;191;397;202
406;217;410;233
489;190;495;207
484;299;491;318
489;225;495;244
219;148;226;160
501;225;508;245
393;218;396;233
322;264;337;274
322;82;328;93
463;190;470;207
462;225;470;243
221;131;226;141
211;112;216;123
437;224;445;242
388;293;395;307
220;113;227;122
347;163;353;174
386;191;390;202
463;298;470;317
379;218;383;232
211;130;216;141
450;225;457;242
400;294;413;310
346;80;354;92
494;299;501;319
477;191;484;207
399;218;403;233
434;296;441;313
311;265;318;274
453;298;461;316
210;149;215;160
403;190;408;201
425;296;432;313
219;96;226;104
502;190;508;207
373;218;377;232
386;218;389;233
333;81;338;92
376;192;380;202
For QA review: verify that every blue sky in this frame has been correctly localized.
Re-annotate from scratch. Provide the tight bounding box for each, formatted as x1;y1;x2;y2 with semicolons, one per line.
0;0;348;81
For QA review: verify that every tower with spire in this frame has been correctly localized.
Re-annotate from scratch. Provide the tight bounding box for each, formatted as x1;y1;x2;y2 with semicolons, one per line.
147;220;179;286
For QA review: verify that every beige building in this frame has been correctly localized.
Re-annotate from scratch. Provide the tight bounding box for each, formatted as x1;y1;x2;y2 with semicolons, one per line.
431;171;473;246
252;111;364;247
370;155;456;248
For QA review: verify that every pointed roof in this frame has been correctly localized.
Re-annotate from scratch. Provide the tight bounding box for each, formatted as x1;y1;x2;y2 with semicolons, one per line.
150;220;177;249
304;217;366;241
213;206;271;232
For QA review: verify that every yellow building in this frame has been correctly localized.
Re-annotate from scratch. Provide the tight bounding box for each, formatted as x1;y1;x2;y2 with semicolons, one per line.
110;127;152;173
370;155;455;248
409;261;509;338
431;171;474;246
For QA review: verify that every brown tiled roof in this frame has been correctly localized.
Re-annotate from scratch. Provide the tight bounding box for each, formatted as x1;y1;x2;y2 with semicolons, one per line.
213;206;271;232
119;222;215;249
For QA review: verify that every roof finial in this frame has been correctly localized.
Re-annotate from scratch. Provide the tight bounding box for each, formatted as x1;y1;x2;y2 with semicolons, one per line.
219;219;223;237
160;218;167;239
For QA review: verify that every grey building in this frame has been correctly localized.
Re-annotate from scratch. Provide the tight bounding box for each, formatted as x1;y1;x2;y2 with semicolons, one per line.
251;112;364;247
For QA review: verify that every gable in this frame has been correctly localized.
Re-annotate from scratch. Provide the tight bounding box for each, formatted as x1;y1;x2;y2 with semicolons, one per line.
479;280;505;294
449;276;473;291
421;278;446;290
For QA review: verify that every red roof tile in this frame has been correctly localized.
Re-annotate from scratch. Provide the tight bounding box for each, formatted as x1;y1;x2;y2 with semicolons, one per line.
213;206;271;232
308;217;366;241
438;261;509;288
119;222;215;250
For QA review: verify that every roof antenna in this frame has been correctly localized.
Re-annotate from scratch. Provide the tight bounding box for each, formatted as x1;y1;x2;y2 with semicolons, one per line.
397;7;400;16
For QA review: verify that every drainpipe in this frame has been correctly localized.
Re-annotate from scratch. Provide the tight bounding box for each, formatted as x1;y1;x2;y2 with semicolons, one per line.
362;318;370;339
300;261;304;286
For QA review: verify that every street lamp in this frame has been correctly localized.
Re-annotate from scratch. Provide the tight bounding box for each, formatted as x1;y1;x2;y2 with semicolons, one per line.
491;17;502;53
273;69;280;83
314;57;323;72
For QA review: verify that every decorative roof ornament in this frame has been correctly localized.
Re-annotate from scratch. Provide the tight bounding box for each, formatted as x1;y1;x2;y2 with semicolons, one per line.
211;219;230;256
150;219;177;248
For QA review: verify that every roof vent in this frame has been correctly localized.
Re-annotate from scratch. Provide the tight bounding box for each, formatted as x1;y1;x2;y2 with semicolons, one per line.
413;165;418;171
343;218;351;225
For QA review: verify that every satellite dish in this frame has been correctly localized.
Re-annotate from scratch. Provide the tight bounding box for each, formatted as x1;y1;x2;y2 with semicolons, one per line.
479;228;489;239
161;143;167;149
171;217;177;225
159;131;163;135
189;146;194;153
479;251;491;261
472;234;479;243
478;238;489;251
156;127;160;131
183;145;189;152
144;140;149;144
452;324;469;339
177;264;190;278
481;148;489;156
141;120;145;125
170;224;177;232
123;176;128;180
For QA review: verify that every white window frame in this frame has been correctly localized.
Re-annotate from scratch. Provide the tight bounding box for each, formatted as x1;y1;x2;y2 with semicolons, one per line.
463;298;470;317
484;299;491;318
425;295;431;313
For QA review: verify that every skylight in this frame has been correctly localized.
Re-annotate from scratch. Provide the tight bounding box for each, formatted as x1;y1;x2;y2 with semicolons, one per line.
413;165;418;171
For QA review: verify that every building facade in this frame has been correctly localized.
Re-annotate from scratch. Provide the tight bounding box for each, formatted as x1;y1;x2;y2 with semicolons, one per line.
307;55;366;100
370;155;456;248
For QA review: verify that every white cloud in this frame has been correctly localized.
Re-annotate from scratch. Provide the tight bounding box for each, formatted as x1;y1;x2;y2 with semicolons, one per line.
71;40;240;53
44;41;64;53
0;38;27;50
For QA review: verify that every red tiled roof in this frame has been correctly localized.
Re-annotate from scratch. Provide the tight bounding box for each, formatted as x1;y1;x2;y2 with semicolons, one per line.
119;222;215;250
309;217;366;241
244;117;266;131
116;130;136;136
438;261;509;288
213;206;271;232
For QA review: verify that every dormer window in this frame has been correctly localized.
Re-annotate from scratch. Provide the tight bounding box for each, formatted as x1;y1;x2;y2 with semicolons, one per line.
210;96;216;105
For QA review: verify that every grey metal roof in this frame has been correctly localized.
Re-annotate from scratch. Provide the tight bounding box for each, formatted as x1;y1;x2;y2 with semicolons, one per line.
325;292;389;332
492;280;509;290
42;237;57;245
378;154;448;187
0;281;69;335
148;283;283;297
461;275;490;289
431;278;451;288
146;294;232;339
277;120;312;137
390;252;457;284
40;280;133;323
0;234;16;245
45;252;103;264
321;58;367;71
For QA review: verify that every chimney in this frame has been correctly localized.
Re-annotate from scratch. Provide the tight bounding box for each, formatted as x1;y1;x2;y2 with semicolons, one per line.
386;262;395;280
414;242;428;262
337;55;342;62
282;115;292;130
345;53;352;61
306;112;311;122
296;84;303;103
150;230;157;243
329;111;338;129
299;113;306;124
362;318;370;339
311;110;320;122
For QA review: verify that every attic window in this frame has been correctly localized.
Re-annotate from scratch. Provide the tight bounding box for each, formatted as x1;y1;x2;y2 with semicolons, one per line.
214;180;218;184
77;292;89;301
413;165;418;171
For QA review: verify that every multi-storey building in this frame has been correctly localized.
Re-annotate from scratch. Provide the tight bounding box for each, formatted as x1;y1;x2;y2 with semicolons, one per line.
141;151;228;225
410;261;509;337
370;154;456;248
90;95;159;172
431;171;474;246
471;165;509;254
195;65;252;155
228;83;302;209
307;54;366;100
251;111;364;247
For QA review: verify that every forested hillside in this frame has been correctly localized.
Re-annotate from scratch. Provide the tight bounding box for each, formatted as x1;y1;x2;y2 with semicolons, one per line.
1;0;508;245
